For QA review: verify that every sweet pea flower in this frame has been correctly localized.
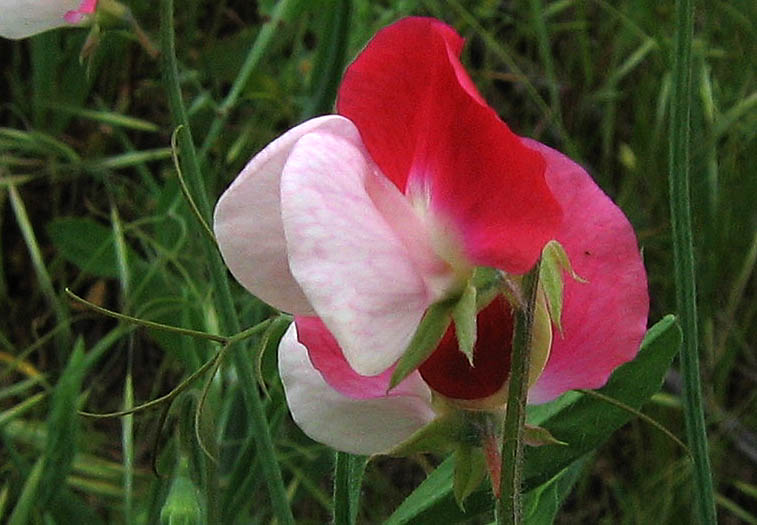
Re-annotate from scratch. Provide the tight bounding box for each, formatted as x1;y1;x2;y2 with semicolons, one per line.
0;0;97;39
214;17;648;455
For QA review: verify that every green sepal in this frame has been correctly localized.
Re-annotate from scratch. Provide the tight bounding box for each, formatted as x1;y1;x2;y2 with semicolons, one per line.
388;411;466;457
388;300;454;391
523;424;568;447
160;456;205;525
471;267;504;309
453;445;487;510
451;283;477;365
538;240;586;334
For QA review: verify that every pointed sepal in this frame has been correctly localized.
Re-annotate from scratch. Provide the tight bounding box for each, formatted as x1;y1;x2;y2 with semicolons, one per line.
387;411;465;456
539;240;586;334
453;445;487;510
388;299;454;391
523;424;568;447
451;283;477;365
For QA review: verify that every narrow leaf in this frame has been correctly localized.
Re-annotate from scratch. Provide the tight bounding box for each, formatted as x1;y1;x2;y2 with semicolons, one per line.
39;338;87;509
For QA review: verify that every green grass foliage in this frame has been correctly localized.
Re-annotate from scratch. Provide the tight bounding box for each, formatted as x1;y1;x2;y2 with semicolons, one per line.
0;0;754;523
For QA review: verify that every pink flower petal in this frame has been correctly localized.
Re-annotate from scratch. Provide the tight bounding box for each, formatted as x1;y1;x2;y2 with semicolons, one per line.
64;0;97;23
280;120;445;375
214;116;355;315
278;323;436;455
525;140;649;404
337;17;562;273
295;316;431;400
1;0;84;39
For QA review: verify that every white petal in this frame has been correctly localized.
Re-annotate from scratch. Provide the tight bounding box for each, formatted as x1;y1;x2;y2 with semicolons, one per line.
278;324;435;455
280;120;436;376
0;0;80;39
214;116;352;314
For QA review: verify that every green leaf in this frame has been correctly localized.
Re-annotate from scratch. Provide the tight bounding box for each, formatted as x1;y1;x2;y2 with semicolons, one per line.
38;338;87;509
523;457;586;525
389;300;454;390
384;455;495;525
523;315;681;489
7;457;45;525
47;217;146;278
383;316;680;523
453;445;487;510
452;283;477;365
538;240;586;333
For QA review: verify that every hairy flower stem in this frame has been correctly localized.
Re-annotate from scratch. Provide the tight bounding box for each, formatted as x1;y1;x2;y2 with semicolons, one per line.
496;263;540;524
159;2;294;524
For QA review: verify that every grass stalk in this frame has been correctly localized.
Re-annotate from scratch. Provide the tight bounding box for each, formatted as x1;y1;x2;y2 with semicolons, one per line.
159;2;294;523
333;452;366;525
198;0;298;161
667;0;718;522
8;185;71;355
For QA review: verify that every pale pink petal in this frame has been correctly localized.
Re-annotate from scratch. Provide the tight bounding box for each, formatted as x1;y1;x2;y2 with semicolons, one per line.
64;0;97;23
214;116;354;315
525;140;649;404
295;316;432;399
280;120;445;376
0;0;82;39
278;323;436;455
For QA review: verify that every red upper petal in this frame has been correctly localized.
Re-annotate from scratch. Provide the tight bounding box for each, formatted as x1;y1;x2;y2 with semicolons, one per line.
337;17;562;273
524;140;649;403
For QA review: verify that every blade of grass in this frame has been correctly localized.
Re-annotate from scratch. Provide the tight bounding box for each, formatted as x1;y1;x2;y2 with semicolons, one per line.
302;0;352;119
198;0;299;161
122;373;135;525
8;184;71;356
667;0;718;522
527;0;563;127
333;452;367;525
7;456;45;525
159;2;294;523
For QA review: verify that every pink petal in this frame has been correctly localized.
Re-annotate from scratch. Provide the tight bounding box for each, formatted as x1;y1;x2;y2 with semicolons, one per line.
280;120;445;375
295;316;431;400
337;17;562;273
64;0;97;23
278;323;436;455
525;140;649;404
214;116;354;315
0;0;83;39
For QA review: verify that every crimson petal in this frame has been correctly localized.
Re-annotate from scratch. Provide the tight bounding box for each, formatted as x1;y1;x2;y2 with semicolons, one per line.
338;17;562;273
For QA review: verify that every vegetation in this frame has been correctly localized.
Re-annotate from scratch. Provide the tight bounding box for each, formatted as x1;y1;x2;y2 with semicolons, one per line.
0;0;754;522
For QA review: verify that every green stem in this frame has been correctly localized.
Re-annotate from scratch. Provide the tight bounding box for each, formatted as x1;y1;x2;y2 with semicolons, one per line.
668;0;718;523
159;3;294;524
496;264;540;524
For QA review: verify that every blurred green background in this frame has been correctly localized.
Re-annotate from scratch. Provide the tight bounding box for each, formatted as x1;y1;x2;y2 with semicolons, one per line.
0;0;754;523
